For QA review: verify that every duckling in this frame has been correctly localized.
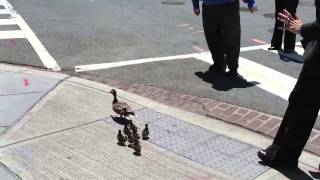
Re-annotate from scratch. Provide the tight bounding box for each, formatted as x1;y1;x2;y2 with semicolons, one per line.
132;139;141;156
117;130;126;146
109;89;135;119
133;131;141;140
123;124;131;140
127;131;135;148
142;124;149;140
129;120;138;133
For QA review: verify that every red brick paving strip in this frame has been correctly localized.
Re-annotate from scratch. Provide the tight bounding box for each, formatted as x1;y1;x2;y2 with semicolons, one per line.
82;75;320;157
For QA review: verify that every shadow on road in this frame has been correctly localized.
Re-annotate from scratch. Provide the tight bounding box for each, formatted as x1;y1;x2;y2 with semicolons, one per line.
195;70;259;91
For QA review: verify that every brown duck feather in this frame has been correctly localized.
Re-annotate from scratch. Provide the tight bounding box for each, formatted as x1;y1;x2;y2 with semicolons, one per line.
110;89;135;118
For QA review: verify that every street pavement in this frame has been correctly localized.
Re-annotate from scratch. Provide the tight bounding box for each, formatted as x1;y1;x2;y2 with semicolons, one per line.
1;0;320;129
0;63;320;179
1;0;320;179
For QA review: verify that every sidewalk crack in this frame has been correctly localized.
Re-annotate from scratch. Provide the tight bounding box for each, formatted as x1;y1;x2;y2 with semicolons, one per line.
0;161;21;180
0;91;44;96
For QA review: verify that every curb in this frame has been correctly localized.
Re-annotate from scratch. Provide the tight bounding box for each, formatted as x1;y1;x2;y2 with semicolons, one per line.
77;73;320;157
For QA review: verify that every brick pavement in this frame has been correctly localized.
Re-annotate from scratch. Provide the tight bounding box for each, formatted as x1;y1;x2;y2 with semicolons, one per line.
78;74;320;157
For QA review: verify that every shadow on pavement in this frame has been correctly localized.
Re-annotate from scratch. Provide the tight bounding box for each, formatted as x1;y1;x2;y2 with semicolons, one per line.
273;167;314;180
110;115;129;125
195;70;259;91
309;171;320;179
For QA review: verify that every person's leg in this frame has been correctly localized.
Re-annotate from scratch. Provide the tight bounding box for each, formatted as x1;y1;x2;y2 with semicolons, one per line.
202;5;226;70
273;42;320;163
220;1;240;76
259;61;320;167
272;60;320;165
283;0;299;52
270;0;285;49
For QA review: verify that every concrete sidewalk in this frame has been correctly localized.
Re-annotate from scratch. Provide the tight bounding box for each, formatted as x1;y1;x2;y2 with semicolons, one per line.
0;63;320;180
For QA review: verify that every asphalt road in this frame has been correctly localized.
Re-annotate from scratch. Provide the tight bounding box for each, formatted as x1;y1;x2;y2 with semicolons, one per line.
2;0;319;127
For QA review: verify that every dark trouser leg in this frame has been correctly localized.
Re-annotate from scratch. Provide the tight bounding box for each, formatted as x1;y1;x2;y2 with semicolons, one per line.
271;64;320;165
283;0;299;51
271;0;285;48
220;1;240;70
202;5;226;68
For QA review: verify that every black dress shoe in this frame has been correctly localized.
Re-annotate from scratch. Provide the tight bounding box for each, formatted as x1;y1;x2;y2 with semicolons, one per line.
283;49;297;54
257;144;278;164
209;64;226;72
268;46;281;50
258;145;298;169
225;69;238;77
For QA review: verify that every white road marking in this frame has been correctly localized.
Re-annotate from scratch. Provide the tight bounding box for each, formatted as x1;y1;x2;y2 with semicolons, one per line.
295;47;305;55
194;52;297;100
0;0;61;71
0;0;16;16
13;14;61;71
261;45;305;56
240;44;269;52
177;24;189;27
0;9;10;14
241;42;302;52
74;43;306;103
0;30;25;39
75;44;273;72
0;19;16;25
75;53;198;72
193;30;204;34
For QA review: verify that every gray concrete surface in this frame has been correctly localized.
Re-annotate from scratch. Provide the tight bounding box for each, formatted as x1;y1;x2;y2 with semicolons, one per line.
0;71;64;134
1;0;319;129
0;164;18;180
0;93;43;126
0;64;319;179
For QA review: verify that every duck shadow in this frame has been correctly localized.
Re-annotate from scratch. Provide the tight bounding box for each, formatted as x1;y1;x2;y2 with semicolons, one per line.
117;142;126;146
110;115;129;125
195;70;259;91
133;152;141;156
277;50;304;64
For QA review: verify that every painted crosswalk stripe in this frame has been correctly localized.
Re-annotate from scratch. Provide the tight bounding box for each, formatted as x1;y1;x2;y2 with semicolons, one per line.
0;9;9;14
0;0;61;71
13;14;61;71
0;19;16;25
0;30;25;39
74;43;305;102
74;53;198;72
194;52;297;101
261;46;305;56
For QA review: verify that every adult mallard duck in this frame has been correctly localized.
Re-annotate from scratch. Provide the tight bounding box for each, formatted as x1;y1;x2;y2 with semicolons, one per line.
109;89;135;119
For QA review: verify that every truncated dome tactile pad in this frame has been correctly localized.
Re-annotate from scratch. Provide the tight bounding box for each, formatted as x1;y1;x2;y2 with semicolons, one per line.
104;108;270;179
